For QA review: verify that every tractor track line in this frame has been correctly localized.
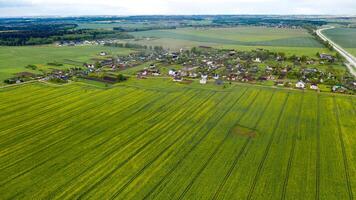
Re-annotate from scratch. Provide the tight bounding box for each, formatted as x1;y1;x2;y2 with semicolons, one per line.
73;91;218;199
108;91;240;199
177;90;260;200
46;90;210;199
0;91;163;172
315;94;321;200
246;92;290;200
142;88;249;200
333;97;353;200
280;92;304;200
211;90;276;200
0;92;166;185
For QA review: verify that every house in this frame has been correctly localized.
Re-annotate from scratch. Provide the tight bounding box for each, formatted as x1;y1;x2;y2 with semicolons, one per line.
295;81;305;89
85;64;95;69
320;53;334;61
253;58;261;63
213;74;219;80
173;76;183;82
100;52;108;56
265;66;273;71
229;50;236;56
310;84;319;90
189;73;198;78
275;80;284;86
332;85;347;93
152;71;161;76
168;69;176;76
200;78;207;84
200;74;208;84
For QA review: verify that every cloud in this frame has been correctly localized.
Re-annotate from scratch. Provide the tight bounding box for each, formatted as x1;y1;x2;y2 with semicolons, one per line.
0;0;355;16
0;0;32;8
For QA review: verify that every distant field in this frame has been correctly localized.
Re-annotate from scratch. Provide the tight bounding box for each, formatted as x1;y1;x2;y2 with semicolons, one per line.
323;28;356;48
0;45;133;82
323;28;356;56
77;22;154;30
131;27;325;54
0;79;354;199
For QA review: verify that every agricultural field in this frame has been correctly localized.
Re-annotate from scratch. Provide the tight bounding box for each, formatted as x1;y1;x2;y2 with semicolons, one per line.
130;27;330;56
0;79;354;199
0;45;133;83
323;28;356;56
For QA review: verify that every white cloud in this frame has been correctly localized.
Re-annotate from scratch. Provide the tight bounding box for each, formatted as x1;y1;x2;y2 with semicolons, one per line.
0;0;355;16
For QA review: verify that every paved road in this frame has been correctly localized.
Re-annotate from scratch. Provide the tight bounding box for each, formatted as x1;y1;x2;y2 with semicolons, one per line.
316;27;356;77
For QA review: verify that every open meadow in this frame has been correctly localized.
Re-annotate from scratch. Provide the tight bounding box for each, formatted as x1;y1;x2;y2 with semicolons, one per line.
0;45;133;83
0;79;354;199
131;27;331;56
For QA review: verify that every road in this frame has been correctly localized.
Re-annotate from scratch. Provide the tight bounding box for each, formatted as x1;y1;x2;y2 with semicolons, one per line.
316;27;356;77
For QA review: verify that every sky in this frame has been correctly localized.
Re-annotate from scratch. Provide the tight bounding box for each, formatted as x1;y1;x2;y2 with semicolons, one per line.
0;0;355;17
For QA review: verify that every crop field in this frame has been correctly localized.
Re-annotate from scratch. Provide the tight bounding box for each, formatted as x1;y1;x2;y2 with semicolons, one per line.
0;79;355;199
0;45;133;83
130;27;329;55
323;28;356;56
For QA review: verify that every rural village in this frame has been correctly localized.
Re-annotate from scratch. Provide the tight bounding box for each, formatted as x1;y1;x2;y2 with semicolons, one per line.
4;44;356;94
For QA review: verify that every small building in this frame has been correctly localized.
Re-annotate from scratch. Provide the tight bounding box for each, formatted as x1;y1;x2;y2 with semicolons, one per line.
332;85;347;93
85;64;95;69
100;52;108;56
295;81;305;89
200;74;208;84
189;73;198;78
253;58;261;63
200;78;207;84
168;69;176;76
320;53;334;61
173;76;183;82
310;84;319;90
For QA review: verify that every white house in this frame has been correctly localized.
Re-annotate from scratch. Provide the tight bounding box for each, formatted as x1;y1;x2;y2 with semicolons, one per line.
168;70;176;76
295;81;305;89
100;52;107;56
253;58;261;63
173;76;183;82
200;78;207;84
87;64;95;69
310;84;318;90
200;74;208;84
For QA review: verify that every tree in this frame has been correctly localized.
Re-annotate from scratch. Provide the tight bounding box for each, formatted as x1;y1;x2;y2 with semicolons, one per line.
117;74;127;82
95;62;102;69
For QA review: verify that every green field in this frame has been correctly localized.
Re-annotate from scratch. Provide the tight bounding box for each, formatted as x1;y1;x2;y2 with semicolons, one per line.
0;45;133;83
323;28;356;56
0;79;354;199
130;27;329;56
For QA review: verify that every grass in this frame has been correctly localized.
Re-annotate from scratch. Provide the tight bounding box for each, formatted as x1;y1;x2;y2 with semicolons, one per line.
323;28;356;56
0;78;354;199
346;48;356;57
323;28;356;48
0;45;133;83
